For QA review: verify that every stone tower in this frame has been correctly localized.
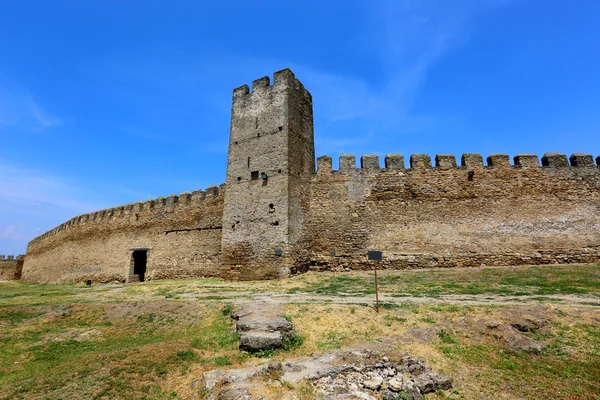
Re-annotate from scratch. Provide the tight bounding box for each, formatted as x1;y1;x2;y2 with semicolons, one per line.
221;69;315;279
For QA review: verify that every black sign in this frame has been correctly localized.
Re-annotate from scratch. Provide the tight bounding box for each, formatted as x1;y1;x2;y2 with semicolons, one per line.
274;249;283;256
367;250;383;261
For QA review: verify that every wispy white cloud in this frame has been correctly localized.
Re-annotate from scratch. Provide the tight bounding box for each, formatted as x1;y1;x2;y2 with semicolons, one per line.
0;81;61;131
0;224;31;241
0;159;104;253
0;159;100;217
293;0;514;154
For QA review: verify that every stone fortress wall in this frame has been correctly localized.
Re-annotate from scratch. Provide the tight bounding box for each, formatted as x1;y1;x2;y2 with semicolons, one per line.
23;187;223;283
20;69;600;283
0;255;25;281
304;152;600;271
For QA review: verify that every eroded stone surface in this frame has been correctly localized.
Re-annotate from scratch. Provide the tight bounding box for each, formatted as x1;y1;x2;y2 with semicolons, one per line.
238;331;282;352
196;349;452;400
233;303;296;352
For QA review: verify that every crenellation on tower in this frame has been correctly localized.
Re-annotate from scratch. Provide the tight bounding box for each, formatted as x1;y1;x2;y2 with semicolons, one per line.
435;154;457;169
487;154;510;167
317;156;332;174
385;154;404;169
570;153;595;167
514;154;539;167
542;152;569;167
361;154;380;170
410;154;431;169
339;154;356;172
461;153;483;168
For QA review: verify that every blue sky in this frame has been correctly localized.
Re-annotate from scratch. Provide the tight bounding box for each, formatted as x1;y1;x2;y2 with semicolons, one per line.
1;0;599;255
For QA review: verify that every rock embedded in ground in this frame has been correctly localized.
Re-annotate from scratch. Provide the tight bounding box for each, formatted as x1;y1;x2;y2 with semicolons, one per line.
238;331;282;352
387;377;403;391
233;303;297;352
236;315;293;334
362;375;383;390
230;309;252;320
413;371;453;394
267;361;282;374
399;379;423;400
217;388;253;400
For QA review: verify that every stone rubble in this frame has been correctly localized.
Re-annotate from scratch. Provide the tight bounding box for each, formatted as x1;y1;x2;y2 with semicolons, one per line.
196;349;452;400
312;355;452;399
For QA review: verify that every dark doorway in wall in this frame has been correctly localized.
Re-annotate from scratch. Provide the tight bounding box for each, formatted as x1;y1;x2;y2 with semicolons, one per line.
133;250;147;282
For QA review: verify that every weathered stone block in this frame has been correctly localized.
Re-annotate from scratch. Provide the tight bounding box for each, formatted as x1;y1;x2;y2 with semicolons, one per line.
435;154;456;169
542;152;569;167
192;190;206;200
569;153;594;167
273;68;295;85
410;154;431;169
487;153;510;167
252;76;270;92
205;186;219;198
361;154;380;170
317;155;332;174
385;154;404;169
233;84;249;101
461;153;483;167
514;154;539;167
166;194;179;206
237;315;293;333
339;154;356;172
179;192;192;203
239;331;282;352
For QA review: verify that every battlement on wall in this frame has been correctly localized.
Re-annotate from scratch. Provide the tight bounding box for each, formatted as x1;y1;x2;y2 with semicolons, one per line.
27;184;223;247
316;152;600;174
0;255;25;261
232;68;311;103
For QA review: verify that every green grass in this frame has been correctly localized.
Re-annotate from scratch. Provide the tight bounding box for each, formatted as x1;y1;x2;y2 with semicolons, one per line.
437;324;600;399
0;301;238;400
0;309;44;324
287;264;600;298
438;329;458;344
316;330;344;350
1;264;599;399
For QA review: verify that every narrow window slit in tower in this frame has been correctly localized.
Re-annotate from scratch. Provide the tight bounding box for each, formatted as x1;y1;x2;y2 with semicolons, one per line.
255;117;258;129
247;157;250;168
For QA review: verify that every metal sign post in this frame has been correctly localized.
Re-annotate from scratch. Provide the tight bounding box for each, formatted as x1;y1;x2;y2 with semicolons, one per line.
367;250;383;313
